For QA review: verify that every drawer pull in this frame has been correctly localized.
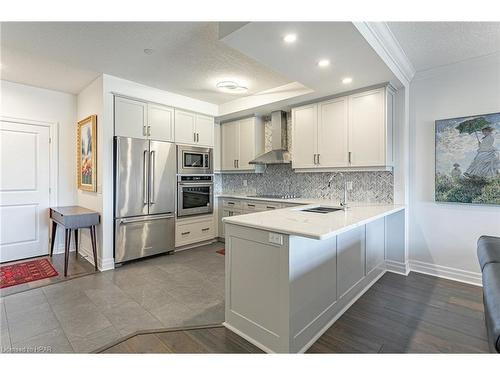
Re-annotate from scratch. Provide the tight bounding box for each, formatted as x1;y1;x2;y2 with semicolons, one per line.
227;202;235;205
267;206;276;209
181;231;191;235
247;204;255;207
202;227;210;231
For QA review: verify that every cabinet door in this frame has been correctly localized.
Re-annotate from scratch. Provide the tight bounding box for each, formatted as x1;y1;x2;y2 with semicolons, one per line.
195;114;214;147
292;104;318;169
349;89;386;167
213;123;221;172
221;121;239;171
148;103;174;141
366;218;385;274
114;96;147;138
318;97;349;167
238;117;256;170
337;226;365;298
174;109;196;145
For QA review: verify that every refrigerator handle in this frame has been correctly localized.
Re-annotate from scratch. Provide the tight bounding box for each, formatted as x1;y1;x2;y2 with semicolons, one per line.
150;150;156;204
143;150;149;205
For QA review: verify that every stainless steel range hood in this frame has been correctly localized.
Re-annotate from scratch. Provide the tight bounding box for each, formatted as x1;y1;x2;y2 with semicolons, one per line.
249;111;291;165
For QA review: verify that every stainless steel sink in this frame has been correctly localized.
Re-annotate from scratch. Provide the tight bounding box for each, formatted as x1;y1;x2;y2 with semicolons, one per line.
300;206;343;214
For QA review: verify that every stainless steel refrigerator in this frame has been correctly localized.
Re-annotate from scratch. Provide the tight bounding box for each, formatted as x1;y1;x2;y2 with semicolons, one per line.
114;136;176;263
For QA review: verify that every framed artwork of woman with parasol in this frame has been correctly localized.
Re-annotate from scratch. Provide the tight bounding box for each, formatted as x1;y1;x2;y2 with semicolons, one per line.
435;112;500;204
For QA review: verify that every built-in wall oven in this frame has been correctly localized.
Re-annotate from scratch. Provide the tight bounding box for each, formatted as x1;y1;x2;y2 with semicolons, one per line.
177;175;214;217
177;145;213;175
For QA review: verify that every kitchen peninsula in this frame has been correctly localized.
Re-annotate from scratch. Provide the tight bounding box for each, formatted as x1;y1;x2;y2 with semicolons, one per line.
222;203;405;353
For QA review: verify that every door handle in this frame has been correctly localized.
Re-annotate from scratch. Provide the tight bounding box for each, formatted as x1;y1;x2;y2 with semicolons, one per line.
147;125;151;137
196;133;199;143
236;160;239;168
120;214;173;224
150;151;156;204
194;132;196;142
233;160;236;168
143;150;149;204
348;151;352;164
317;153;320;165
313;154;317;165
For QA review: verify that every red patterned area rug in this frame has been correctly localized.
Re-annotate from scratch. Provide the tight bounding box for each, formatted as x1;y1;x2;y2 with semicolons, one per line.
216;249;225;256
0;258;58;289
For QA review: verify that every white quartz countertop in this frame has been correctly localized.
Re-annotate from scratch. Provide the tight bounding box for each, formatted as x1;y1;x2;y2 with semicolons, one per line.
222;201;405;240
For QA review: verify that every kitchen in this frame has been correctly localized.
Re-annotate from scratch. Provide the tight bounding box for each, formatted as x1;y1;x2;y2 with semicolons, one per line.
1;19;499;360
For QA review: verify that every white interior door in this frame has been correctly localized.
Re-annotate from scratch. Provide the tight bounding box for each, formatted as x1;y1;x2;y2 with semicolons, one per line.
0;121;50;262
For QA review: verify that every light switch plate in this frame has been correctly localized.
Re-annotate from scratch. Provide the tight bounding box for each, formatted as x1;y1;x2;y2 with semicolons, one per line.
269;232;283;245
346;181;353;191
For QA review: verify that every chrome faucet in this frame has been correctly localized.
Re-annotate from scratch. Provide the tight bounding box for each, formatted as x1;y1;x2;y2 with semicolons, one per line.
328;172;349;210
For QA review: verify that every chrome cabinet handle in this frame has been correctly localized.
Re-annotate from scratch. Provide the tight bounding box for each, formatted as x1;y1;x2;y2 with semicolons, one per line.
267;206;276;209
143;125;146;136
236;160;239;168
143;150;148;204
150;151;156;204
318;153;320;164
227;202;235;205
313;154;317;164
247;204;255;207
196;133;199;143
202;227;210;231
147;125;151;137
181;231;190;235
194;133;196;142
348;151;352;164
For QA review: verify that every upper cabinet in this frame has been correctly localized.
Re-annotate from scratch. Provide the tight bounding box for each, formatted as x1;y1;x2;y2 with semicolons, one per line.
174;109;214;147
220;117;264;172
291;86;394;170
114;96;174;142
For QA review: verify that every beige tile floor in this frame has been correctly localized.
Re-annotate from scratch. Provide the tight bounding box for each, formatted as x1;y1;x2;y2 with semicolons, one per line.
0;242;225;353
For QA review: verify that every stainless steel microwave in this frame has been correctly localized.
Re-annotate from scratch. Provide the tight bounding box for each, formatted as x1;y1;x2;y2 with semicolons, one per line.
177;145;213;175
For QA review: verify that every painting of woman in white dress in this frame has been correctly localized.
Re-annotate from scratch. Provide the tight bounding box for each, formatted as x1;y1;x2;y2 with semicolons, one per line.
435;112;500;205
464;126;499;178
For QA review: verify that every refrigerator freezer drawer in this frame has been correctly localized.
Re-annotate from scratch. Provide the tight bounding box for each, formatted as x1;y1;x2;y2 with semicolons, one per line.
114;214;174;263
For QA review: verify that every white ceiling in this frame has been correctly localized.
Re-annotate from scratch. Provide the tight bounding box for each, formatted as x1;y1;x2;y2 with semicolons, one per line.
0;22;291;103
388;22;500;72
218;22;399;119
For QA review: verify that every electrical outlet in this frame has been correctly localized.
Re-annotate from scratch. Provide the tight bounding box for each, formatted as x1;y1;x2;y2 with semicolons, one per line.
346;181;353;191
243;179;248;187
269;233;283;245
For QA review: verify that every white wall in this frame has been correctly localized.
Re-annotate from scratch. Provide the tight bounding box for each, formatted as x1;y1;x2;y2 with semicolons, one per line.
409;53;500;285
1;80;77;251
76;76;104;267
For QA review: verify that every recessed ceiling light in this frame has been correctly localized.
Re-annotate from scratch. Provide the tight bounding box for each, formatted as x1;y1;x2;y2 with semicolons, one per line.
283;34;297;43
317;59;330;68
143;48;154;55
216;81;248;93
342;77;353;84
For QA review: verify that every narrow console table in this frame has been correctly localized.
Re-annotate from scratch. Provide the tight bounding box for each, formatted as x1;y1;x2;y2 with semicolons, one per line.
49;206;100;276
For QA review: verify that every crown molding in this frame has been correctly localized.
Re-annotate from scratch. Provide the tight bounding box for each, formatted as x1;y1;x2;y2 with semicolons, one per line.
353;22;415;87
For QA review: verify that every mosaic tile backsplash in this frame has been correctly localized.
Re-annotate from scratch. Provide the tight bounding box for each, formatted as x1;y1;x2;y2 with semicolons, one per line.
215;113;394;204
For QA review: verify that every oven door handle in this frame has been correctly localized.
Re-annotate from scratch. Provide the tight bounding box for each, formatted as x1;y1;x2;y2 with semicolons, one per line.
178;182;213;187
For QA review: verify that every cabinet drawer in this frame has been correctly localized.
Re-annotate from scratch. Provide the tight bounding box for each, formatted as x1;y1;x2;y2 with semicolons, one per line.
175;217;215;247
261;202;282;210
223;199;242;209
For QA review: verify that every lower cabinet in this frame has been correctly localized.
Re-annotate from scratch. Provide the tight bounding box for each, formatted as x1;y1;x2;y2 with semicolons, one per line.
175;215;215;248
337;226;366;298
365;217;385;274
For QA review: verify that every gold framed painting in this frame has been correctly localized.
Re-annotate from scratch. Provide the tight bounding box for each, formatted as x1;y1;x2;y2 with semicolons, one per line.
77;115;97;192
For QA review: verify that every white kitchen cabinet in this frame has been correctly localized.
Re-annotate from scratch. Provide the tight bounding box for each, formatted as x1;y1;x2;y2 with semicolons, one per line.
349;88;388;167
147;103;174;141
221;121;239;170
366;217;385;275
318;97;349;167
291;104;318;169
175;215;215;248
114;96;147;139
174;109;214;147
195;114;215;147
291;86;394;170
337;226;366;298
213;122;221;172
220;117;264;171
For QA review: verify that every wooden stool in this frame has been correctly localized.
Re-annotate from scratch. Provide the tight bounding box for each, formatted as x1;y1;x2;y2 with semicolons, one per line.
49;206;100;277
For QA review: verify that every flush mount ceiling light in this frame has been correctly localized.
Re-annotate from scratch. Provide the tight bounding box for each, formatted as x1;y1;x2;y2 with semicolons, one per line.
283;34;297;43
342;77;353;84
216;81;248;93
143;48;154;55
317;59;330;68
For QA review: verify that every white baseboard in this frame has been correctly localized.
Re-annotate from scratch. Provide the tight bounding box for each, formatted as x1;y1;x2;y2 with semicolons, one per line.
385;259;410;275
78;244;114;272
223;322;276;353
409;260;482;286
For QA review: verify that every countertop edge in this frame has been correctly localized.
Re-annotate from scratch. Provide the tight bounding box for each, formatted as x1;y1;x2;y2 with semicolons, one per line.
223;205;405;240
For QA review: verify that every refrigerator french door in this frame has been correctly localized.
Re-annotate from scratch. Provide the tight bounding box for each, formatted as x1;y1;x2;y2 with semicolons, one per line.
114;137;176;263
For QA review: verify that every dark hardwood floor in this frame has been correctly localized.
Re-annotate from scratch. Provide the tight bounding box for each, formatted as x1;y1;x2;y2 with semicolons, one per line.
99;272;489;353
